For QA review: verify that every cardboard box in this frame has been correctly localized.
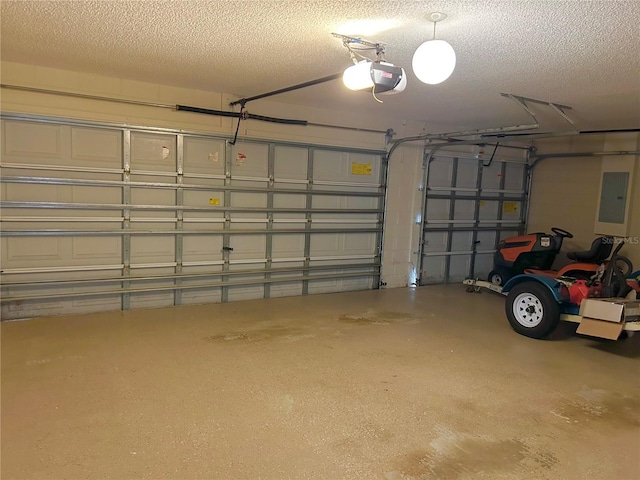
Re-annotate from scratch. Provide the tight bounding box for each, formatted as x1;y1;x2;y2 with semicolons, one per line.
576;318;624;340
577;298;639;340
578;298;640;323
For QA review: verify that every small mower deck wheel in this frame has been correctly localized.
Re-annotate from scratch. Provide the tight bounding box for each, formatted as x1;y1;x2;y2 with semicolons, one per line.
489;269;506;286
505;281;560;339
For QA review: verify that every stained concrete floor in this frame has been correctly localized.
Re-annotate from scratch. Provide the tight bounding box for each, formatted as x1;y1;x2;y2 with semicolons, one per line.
1;285;639;480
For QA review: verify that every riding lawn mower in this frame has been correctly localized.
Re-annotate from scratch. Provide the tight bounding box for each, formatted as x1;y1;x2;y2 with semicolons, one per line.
488;228;613;286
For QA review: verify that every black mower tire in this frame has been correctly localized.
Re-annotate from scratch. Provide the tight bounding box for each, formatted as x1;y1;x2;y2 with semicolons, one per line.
505;281;560;339
488;269;509;286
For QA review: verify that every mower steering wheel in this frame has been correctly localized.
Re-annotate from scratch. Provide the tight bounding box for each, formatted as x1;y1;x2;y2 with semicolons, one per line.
551;227;573;238
602;245;633;297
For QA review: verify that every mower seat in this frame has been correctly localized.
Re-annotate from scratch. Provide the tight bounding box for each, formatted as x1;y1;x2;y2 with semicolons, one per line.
566;236;613;263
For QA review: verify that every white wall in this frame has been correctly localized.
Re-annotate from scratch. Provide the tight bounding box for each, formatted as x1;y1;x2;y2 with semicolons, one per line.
0;61;432;290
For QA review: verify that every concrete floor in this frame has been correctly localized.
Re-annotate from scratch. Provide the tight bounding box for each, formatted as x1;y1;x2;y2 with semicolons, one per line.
1;285;639;480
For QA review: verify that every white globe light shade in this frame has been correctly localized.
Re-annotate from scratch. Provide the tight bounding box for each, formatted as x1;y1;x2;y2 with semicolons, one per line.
412;39;456;85
343;61;374;90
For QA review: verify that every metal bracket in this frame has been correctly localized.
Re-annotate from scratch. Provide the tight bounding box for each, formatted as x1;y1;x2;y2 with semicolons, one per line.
501;93;577;131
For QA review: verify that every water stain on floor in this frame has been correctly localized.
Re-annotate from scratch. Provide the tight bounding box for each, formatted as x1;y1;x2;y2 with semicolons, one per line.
391;428;558;480
203;325;305;343
338;310;418;326
553;388;640;428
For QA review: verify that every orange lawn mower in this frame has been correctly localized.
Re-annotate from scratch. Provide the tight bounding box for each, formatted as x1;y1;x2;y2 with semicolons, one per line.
488;228;614;286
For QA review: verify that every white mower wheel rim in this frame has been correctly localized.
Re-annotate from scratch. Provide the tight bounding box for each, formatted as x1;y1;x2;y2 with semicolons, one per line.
491;273;503;285
512;292;544;328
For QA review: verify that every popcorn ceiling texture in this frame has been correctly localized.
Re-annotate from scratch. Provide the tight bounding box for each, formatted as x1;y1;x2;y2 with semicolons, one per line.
1;0;639;130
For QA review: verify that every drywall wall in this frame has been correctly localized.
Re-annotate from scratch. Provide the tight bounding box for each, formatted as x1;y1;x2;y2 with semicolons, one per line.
0;61;433;289
528;133;640;269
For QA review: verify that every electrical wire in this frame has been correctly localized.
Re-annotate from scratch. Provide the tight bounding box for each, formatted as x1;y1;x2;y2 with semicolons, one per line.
371;85;383;104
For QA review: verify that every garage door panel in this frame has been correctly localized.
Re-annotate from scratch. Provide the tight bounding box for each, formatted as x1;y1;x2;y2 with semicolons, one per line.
181;286;223;305
309;234;340;257
501;201;522;222
451;231;473;252
226;269;265;302
343;232;376;255
72;185;121;206
230;235;266;261
182;236;223;262
131;187;175;209
448;255;471;283
231;192;267;208
72;237;121;261
421;256;446;284
478;201;499;222
481;162;502;194
453;200;475;221
130;236;175;264
230;142;268;177
504;163;525;191
312;151;346;181
273;192;306;209
269;279;303;298
2;298;67;317
345;196;379;210
131;133;176;172
476;231;497;251
130;290;174;309
427;158;453;188
183;137;226;175
4;237;64;264
2;121;64;160
425;199;449;221
456;159;478;191
4;183;65;203
184;188;225;205
274;146;307;180
423;232;447;253
312;195;342;209
71;127;121;167
272;235;304;259
474;253;494;280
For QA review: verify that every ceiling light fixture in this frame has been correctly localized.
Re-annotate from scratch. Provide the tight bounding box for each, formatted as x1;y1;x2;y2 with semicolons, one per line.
333;33;407;101
343;60;375;90
412;12;456;85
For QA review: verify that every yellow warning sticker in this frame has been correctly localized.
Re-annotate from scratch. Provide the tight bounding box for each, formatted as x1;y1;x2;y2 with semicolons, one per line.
209;198;220;205
479;200;486;207
503;201;518;213
351;162;373;175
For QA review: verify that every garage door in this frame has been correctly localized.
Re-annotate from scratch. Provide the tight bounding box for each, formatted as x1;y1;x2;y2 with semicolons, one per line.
0;114;386;319
418;147;529;285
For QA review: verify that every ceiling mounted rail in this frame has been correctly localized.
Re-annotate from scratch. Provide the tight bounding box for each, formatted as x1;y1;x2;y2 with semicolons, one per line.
229;73;343;107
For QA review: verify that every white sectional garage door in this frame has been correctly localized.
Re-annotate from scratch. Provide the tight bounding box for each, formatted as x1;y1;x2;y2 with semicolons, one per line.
1;114;386;320
418;148;529;285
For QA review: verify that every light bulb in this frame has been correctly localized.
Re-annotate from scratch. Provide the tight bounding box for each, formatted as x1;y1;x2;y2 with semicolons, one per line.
412;39;456;85
343;61;374;90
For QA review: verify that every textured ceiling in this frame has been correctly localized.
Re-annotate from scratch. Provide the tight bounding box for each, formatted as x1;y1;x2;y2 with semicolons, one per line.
1;0;639;131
